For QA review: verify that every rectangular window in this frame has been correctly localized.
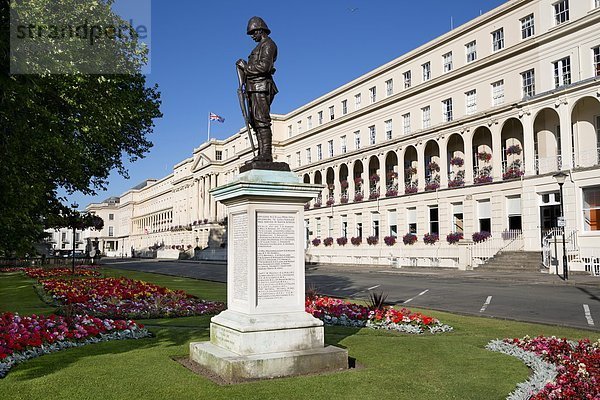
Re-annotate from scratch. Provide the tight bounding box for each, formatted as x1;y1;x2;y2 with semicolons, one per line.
215;150;222;161
407;207;417;234
306;148;312;164
318;111;323;125
317;144;323;160
340;135;347;154
108;226;114;237
386;79;393;96
371;212;380;238
329;106;335;120
369;86;376;103
443;52;453;72
369;125;376;145
402;113;411;134
75;232;80;242
594;46;600;76
429;206;439;235
388;210;398;237
596;0;600;7
452;203;464;233
385;119;393;140
422;62;431;82
296;151;301;167
297;120;302;133
442;98;453;122
328;216;334;238
466;41;477;63
465;89;477;115
286;154;291;165
328;140;334;157
354;93;362;110
478;199;491;233
403;70;412;88
507;196;522;231
287;125;292;138
62;232;67;241
583;187;600;231
225;149;228;159
341;215;348;238
355;213;362;238
342;100;348;115
492;28;504;51
316;218;321;238
553;56;571;88
521;69;535;97
521;14;535;39
109;213;114;221
354;130;361;150
554;0;569;25
492;80;505;106
307;116;313;129
422;106;431;129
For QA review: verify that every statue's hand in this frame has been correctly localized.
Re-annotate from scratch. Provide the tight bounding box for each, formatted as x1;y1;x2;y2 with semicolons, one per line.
236;59;247;70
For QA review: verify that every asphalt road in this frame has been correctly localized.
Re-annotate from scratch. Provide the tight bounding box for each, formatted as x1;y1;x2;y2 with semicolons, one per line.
103;259;600;331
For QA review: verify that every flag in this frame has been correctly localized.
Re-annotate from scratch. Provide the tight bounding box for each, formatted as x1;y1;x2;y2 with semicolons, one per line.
209;112;225;123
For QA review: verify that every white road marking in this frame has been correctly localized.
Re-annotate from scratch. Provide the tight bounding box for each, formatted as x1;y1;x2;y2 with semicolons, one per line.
583;304;595;326
403;289;429;304
479;296;493;313
367;284;381;290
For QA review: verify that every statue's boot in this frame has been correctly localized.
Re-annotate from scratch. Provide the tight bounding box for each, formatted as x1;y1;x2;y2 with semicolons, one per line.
255;128;273;162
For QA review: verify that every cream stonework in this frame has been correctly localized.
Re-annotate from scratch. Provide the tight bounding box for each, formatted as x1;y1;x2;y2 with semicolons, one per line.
78;0;600;273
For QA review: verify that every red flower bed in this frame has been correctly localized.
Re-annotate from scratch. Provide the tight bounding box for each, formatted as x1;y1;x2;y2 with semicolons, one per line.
506;336;600;399
24;267;101;279
39;277;225;319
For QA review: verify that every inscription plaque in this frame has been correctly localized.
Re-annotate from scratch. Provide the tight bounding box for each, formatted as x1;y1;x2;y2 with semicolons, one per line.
256;213;297;302
232;213;248;301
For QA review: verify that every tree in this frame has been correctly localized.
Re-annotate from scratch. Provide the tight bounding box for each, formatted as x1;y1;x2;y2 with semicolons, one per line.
0;0;162;256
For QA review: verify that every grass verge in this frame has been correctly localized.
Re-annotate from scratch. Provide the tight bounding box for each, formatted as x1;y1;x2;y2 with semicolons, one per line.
0;268;597;400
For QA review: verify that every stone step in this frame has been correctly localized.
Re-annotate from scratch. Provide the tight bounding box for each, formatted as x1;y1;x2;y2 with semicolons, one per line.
479;251;542;271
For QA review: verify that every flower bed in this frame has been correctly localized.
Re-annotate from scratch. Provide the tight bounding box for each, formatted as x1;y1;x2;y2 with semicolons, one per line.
38;277;225;319
0;312;150;378
305;296;453;334
24;267;101;279
487;336;599;400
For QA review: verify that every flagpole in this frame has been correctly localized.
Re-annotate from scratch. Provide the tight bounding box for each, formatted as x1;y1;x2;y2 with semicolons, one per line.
207;112;211;142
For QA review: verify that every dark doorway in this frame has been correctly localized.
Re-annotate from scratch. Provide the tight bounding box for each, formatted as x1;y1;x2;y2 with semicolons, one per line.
540;204;561;242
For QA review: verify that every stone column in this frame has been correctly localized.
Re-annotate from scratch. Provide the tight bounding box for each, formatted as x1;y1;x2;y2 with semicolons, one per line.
464;131;474;185
439;138;449;188
417;143;425;191
490;121;502;181
557;100;573;170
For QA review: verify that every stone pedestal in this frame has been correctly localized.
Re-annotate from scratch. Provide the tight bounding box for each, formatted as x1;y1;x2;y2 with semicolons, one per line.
189;169;348;382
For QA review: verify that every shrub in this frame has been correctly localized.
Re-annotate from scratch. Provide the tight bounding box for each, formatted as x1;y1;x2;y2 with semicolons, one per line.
402;233;417;245
350;236;362;246
366;236;378;245
323;237;334;246
423;232;439;245
472;231;491;243
383;235;396;246
336;237;348;246
311;238;321;246
446;232;463;244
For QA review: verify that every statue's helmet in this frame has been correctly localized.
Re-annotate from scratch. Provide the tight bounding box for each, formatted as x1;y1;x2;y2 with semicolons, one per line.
246;16;270;35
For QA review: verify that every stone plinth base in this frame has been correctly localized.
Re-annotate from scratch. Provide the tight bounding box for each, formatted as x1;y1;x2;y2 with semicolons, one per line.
189;341;348;382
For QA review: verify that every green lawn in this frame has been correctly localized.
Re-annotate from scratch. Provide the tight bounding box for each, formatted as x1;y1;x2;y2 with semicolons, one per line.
0;268;597;400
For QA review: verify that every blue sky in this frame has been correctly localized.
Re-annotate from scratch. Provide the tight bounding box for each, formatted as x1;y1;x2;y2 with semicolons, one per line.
65;0;506;209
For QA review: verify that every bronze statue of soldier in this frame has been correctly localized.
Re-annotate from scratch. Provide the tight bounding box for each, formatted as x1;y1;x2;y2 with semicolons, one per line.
236;17;280;166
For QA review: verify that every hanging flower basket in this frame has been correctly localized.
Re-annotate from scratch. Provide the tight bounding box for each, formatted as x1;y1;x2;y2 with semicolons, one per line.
354;177;364;186
311;238;321;246
385;188;398;197
446;232;463;244
336;237;348;246
366;236;379;245
405;166;417;176
340;180;349;189
313;201;322;208
449;157;464;167
423;232;439;245
350;236;362;246
323;237;334;246
405;184;418;194
474;175;493;184
340;196;349;204
402;233;417;245
386;171;398;180
353;193;364;202
505;144;522;155
502;168;524;180
369;174;380;183
326;198;335;206
383;235;396;246
448;178;465;188
369;191;380;200
424;182;440;191
427;161;440;172
477;152;492;162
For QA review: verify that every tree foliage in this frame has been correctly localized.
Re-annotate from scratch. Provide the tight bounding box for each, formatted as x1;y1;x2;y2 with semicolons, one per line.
0;0;162;256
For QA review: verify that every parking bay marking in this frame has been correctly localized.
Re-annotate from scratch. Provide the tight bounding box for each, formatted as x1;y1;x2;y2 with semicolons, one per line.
403;289;429;304
479;296;493;313
583;304;595;326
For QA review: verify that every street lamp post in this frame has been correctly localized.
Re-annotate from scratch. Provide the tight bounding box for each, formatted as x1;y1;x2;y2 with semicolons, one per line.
553;172;568;281
71;202;79;274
